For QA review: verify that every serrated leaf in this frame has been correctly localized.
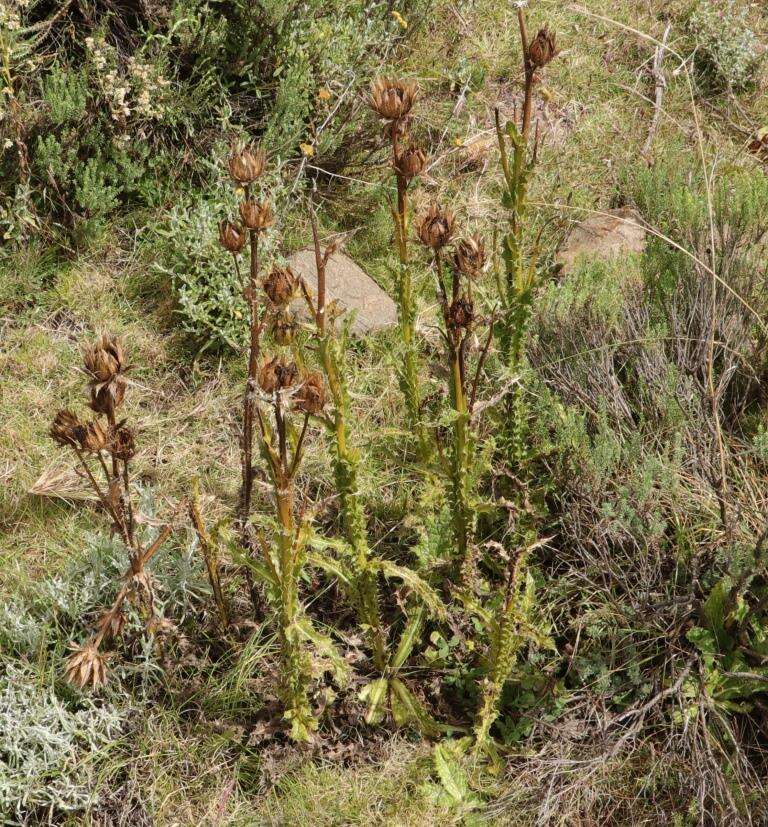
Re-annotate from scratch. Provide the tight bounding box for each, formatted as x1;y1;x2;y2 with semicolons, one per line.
376;561;446;619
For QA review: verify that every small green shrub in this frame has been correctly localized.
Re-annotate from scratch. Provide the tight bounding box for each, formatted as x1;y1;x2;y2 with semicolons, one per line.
688;1;761;91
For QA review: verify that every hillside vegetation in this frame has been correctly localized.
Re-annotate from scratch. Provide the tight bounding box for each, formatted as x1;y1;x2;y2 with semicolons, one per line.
2;1;768;824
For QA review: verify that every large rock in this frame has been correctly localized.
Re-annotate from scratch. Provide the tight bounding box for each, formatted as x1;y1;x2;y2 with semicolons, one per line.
556;207;646;273
287;247;398;336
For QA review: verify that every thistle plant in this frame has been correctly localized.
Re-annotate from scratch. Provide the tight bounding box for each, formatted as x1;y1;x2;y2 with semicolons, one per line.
220;173;346;740
370;77;432;463
494;14;558;463
48;335;176;689
302;212;446;731
414;207;494;590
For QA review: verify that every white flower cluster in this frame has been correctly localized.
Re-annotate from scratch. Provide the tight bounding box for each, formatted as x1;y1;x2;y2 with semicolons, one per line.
128;56;171;120
0;4;21;31
84;36;170;123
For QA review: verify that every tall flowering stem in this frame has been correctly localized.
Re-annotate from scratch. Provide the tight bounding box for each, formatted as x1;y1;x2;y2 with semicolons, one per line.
304;214;388;672
415;208;492;589
494;14;558;463
370;78;431;463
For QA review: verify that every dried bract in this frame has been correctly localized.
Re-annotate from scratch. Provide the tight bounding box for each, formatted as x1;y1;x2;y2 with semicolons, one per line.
50;410;84;448
453;234;486;277
111;425;136;461
416;204;455;249
83;334;126;384
369;77;418;121
294;371;327;415
239;198;274;232
394;144;427;180
258;356;299;394
228;145;266;185
65;642;108;690
219;220;246;254
529;26;558;69
271;310;298;346
81;420;109;454
263;265;298;306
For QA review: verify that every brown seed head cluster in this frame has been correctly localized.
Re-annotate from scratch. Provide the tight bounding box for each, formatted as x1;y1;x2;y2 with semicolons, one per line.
81;420;109;454
369;77;418;121
394;144;427;180
65;641;108;690
83;334;128;417
228;145;266;185
294;371;327;415
219;220;246;254
416;204;455;250
239;198;274;232
528;26;559;69
263;265;298;307
453;234;486;277
258;356;299;394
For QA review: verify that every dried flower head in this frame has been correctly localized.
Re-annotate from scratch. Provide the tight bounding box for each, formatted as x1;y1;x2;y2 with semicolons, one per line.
65;641;108;690
81;420;109;454
239;198;274;232
90;377;127;417
528;26;558;69
369;77;418;121
83;334;126;384
96;608;125;641
50;410;85;448
271;310;298;346
228;145;266;185
258;356;299;394
394;144;427;180
416;204;455;249
110;425;136;461
294;371;327;415
219;220;246;254
453;234;486;277
263;265;298;306
447;296;474;329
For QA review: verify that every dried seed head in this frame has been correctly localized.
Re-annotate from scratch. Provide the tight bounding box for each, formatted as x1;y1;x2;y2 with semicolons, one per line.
50;410;85;448
369;77;418;121
263;265;298;306
89;377;127;417
96;608;125;641
219;220;246;254
294;371;327;415
393;144;427;180
228;145;266;185
416;204;455;249
271;310;298;346
81;420;109;454
528;26;558;69
83;334;126;384
258;356;299;394
65;641;108;690
239;198;274;232
448;296;474;329
453;234;486;277
111;425;136;461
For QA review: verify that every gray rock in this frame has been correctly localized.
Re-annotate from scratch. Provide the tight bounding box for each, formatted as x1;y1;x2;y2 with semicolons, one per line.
287;247;398;336
556;207;646;273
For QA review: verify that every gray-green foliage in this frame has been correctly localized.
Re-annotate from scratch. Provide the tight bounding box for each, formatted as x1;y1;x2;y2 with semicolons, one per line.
689;1;761;91
0;663;125;820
